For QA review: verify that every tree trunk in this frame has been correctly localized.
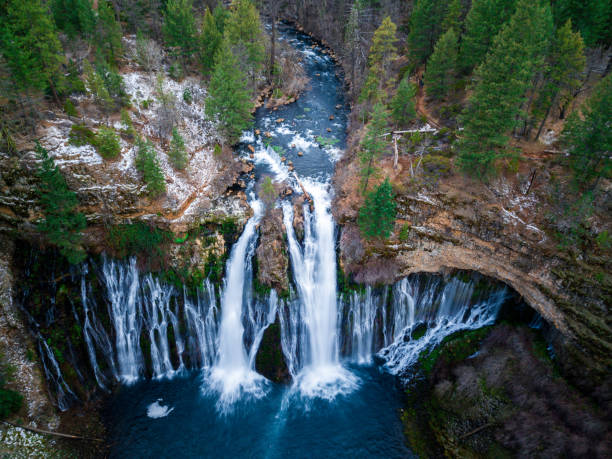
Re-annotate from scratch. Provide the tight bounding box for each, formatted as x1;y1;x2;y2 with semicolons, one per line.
393;135;399;169
534;101;554;141
269;16;276;84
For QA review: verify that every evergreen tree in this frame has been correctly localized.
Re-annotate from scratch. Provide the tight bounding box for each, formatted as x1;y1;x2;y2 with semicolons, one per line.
442;0;463;33
389;77;416;126
213;4;230;35
0;0;65;99
458;0;553;178
359;16;398;103
94;0;123;64
199;7;223;74
359;102;389;193
553;0;612;47
534;20;585;140
51;0;96;39
459;0;517;74
358;178;396;239
35;143;87;264
205;38;253;144
163;0;198;60
562;73;611;190
169;127;188;169
407;0;449;64
224;0;265;87
424;28;458;101
135;137;166;197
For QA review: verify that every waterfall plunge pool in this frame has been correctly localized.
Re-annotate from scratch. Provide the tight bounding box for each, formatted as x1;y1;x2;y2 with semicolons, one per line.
105;364;414;458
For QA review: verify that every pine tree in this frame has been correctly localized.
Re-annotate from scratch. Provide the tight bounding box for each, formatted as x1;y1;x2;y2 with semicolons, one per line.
442;0;463;33
562;73;611;190
534;20;586;140
94;0;123;64
424;28;458;101
163;0;198;60
389;77;416;126
35;143;87;264
135;137;166;197
199;7;223;74
51;0;96;39
553;0;612;47
359;102;389;193
358;178;396;239
0;0;65;99
359;16;398;103
224;0;265;87
458;0;553;178
407;0;449;64
459;0;517;74
169;127;188;169
205;38;253;144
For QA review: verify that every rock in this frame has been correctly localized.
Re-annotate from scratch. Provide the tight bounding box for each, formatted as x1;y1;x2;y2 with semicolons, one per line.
287;161;293;166
291;144;296;148
248;145;255;153
293;195;305;242
255;321;290;383
256;208;288;293
249;153;255;159
281;157;286;162
264;131;272;138
335;104;342;109
288;165;294;171
255;129;260;135
329;115;335;120
326;127;332;132
276;118;284;123
297;151;303;157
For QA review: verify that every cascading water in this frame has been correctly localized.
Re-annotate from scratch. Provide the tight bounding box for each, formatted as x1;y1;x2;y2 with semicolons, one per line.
339;274;508;376
281;181;357;398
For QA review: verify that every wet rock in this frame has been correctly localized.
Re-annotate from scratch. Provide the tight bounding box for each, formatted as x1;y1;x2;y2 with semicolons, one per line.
256;208;288;293
297;151;303;157
248;145;255;153
255;321;290;383
293;195;305;242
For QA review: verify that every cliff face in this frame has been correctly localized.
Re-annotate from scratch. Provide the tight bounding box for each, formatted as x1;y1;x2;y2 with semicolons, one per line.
333;133;612;392
0;41;251;248
0;236;58;430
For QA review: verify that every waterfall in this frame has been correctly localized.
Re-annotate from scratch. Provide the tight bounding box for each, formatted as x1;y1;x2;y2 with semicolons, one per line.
183;280;218;368
281;181;357;398
339;274;508;377
37;335;77;411
101;257;144;383
80;262;116;389
208;198;271;407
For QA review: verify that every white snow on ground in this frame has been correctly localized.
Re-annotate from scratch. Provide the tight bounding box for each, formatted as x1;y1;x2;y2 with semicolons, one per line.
36;66;223;224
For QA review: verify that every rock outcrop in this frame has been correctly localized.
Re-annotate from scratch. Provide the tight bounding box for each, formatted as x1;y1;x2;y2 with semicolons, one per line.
334;139;612;391
256;208;289;293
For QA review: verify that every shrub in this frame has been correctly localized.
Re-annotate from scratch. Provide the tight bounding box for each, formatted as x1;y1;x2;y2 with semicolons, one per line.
0;388;22;419
422;154;452;177
68;124;96;146
182;88;192;104
63;99;78;117
95;127;121;159
168;127;188;170
108;222;171;257
259;176;276;208
136;137;166;197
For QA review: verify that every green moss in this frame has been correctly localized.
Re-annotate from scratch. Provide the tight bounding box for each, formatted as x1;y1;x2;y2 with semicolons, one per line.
419;327;492;375
108;222;172;259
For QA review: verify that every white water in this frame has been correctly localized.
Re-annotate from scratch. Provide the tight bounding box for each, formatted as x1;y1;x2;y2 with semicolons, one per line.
207;198;272;408
282;181;358;399
147;399;174;419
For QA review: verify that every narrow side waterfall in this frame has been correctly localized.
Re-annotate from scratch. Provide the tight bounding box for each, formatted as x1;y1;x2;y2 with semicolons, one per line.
282;181;357;398
208;198;275;407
